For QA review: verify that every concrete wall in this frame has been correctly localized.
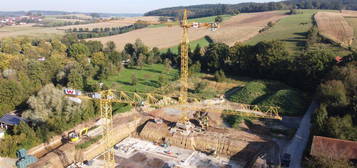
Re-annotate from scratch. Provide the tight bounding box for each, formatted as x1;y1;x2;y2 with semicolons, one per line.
29;117;142;168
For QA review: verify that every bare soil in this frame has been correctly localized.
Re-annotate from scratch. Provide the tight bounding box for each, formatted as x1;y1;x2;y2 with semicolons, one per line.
210;11;286;45
315;12;354;47
88;11;287;50
59;16;160;31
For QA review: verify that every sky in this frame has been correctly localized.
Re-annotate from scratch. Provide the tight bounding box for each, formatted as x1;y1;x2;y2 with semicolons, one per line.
0;0;281;14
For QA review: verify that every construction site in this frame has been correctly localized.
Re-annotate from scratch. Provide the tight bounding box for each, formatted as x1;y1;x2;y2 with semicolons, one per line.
26;96;282;168
6;9;285;168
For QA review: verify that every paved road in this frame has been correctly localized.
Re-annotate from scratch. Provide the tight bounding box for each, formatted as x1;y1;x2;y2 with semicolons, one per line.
284;101;319;168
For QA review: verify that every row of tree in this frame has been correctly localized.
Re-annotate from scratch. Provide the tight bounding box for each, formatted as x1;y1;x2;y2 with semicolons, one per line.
69;23;149;39
145;3;288;18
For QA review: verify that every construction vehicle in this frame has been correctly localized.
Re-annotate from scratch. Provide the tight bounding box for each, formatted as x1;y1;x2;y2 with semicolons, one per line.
68;128;89;143
68;131;79;142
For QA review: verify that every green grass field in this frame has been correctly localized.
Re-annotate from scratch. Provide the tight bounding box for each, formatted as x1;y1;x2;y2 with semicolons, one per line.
246;10;339;55
161;36;211;54
102;64;178;93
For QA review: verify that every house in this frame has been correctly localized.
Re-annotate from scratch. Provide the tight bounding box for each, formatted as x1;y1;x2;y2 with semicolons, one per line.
0;114;26;130
310;136;357;161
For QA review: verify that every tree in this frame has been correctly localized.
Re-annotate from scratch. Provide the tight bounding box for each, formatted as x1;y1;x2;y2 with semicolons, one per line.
67;66;84;89
318;80;348;107
214;69;226;82
13;121;40;149
105;41;116;52
137;53;145;69
312;104;328;135
22;84;94;132
124;43;135;57
90;13;100;18
304;156;353;168
192;44;202;64
297;48;334;81
326;115;357;141
158;75;167;87
164;58;172;71
151;47;161;63
159;16;168;23
0;79;26;115
254;41;290;76
194;81;208;93
107;51;122;64
131;74;138;85
202;43;229;72
85;41;103;53
91;52;107;66
68;43;90;62
0;52;12;71
215;15;223;23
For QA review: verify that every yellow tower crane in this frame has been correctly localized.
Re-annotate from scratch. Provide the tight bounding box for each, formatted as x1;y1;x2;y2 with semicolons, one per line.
179;9;190;104
64;88;180;168
100;90;115;168
178;9;219;103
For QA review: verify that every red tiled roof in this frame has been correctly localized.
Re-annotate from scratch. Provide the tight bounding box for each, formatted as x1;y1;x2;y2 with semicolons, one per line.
310;136;357;160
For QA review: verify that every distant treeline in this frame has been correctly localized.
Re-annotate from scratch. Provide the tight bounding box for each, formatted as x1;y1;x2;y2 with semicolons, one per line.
68;23;148;39
145;0;357;18
36;20;95;27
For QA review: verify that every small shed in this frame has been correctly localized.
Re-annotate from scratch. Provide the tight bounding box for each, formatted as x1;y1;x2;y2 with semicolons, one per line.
0;114;25;129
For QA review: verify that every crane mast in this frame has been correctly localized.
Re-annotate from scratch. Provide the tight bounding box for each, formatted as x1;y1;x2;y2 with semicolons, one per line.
179;9;190;104
100;90;115;168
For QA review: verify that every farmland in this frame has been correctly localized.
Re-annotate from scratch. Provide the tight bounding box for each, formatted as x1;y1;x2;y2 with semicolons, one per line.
89;11;287;51
210;11;286;46
246;9;352;56
0;16;160;39
59;16;160;31
247;10;319;53
0;24;64;39
345;17;357;49
315;12;354;47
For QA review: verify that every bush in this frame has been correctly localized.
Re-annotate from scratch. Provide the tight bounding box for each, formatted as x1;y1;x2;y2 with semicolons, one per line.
303;156;353;168
228;81;267;104
215;15;223;23
259;89;307;116
131;74;137;85
223;114;244;128
214;70;226;82
228;80;307;116
75;135;102;149
194;82;208;93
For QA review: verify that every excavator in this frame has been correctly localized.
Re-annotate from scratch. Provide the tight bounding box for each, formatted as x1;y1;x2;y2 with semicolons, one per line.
68;128;88;143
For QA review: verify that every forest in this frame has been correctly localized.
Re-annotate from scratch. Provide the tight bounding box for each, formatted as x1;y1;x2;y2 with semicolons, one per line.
145;0;356;18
